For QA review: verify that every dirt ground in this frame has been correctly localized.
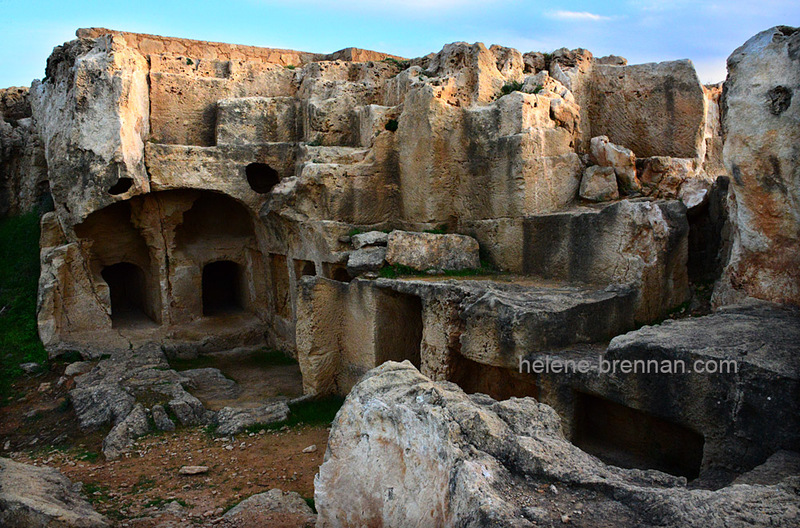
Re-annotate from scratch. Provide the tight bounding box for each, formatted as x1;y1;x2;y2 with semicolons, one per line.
0;357;328;527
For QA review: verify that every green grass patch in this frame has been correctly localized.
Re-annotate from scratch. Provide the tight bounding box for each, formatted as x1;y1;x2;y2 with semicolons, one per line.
0;212;46;405
83;482;112;504
285;64;296;70
379;260;497;279
500;80;524;96
383;57;410;69
76;448;101;462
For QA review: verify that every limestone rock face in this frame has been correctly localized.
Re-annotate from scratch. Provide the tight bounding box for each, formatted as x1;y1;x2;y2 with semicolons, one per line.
524;200;690;322
27;28;720;354
385;230;480;271
0;457;109;527
590;60;706;159
605;300;800;471
31;34;150;227
0;87;48;218
315;361;800;528
714;26;800;306
101;403;150;460
579;165;618;202
68;346;217;458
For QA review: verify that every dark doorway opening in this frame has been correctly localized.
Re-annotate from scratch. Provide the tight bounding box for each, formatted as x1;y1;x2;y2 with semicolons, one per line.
294;259;316;279
246;163;281;194
202;261;243;315
331;267;351;282
573;391;704;480
376;292;423;369
102;262;152;327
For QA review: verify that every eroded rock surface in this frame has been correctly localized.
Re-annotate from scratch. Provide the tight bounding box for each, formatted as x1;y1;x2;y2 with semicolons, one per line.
214;402;290;436
68;346;219;458
714;25;800;306
0;457;109;527
315;361;800;528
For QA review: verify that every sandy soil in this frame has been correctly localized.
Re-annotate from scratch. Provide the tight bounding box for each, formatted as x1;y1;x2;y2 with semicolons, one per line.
1;356;327;527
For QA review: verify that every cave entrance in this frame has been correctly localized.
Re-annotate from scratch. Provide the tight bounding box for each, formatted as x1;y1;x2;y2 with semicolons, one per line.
376;292;423;369
202;260;244;316
102;262;152;327
573;391;704;480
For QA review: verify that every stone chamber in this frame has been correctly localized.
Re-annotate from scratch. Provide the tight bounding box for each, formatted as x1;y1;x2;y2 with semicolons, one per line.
0;24;798;527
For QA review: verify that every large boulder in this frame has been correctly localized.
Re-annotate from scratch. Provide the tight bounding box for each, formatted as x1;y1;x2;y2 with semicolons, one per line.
385;230;480;271
714;26;800;306
30;33;150;227
0;457;109;527
589;59;706;159
315;361;800;528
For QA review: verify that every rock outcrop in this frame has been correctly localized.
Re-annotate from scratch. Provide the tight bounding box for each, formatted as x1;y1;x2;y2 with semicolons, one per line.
0;87;48;218
68;346;213;458
315;361;800;528
714;26;800;306
20;27;725;357
0;457;109;527
221;488;316;527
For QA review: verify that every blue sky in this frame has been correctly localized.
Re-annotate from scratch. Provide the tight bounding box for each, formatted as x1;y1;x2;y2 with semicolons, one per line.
1;0;798;88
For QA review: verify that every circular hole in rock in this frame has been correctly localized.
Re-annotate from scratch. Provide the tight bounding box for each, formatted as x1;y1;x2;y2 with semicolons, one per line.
246;163;281;194
108;177;133;195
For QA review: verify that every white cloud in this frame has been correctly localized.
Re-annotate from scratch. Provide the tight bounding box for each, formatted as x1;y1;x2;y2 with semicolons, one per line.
546;10;612;21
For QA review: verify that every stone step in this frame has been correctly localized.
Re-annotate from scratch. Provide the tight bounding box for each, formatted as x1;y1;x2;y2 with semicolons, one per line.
383;276;638;370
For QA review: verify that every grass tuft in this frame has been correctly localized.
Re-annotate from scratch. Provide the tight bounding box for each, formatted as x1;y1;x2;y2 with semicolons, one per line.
500;80;524;96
